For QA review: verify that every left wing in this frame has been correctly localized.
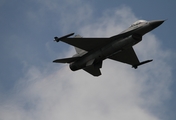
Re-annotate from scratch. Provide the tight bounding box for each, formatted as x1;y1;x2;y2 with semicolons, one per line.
108;47;140;66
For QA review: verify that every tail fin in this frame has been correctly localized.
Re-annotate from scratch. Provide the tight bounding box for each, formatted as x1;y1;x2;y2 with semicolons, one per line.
75;47;86;54
74;35;87;55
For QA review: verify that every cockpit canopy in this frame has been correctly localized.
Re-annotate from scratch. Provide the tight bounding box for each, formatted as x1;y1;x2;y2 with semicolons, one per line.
130;20;147;27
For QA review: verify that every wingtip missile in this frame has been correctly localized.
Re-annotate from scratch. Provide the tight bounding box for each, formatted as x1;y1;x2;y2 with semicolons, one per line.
132;59;153;69
54;33;74;42
54;37;59;42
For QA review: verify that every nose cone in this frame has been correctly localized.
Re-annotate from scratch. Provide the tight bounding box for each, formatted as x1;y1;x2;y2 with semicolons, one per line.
150;20;165;29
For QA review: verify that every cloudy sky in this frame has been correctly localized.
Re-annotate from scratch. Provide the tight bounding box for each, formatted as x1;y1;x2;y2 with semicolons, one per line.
0;0;176;120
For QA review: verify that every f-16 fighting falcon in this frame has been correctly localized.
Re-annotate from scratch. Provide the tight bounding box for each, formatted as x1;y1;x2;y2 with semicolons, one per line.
53;20;164;76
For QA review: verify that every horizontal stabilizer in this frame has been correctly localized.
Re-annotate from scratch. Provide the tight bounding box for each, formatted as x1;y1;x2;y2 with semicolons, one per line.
54;33;74;42
83;65;101;77
132;59;153;69
53;56;80;63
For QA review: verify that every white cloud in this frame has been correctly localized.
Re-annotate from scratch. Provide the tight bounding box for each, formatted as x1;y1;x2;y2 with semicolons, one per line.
79;6;137;37
0;1;172;120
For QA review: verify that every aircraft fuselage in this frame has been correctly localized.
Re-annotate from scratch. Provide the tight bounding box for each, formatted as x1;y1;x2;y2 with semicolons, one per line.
69;33;142;71
53;20;165;76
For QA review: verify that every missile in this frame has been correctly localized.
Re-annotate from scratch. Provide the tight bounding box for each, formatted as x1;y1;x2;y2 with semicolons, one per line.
54;33;74;42
132;59;153;69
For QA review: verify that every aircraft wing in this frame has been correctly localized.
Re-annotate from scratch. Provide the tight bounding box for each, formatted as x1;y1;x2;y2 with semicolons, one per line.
108;47;140;66
57;27;143;51
60;38;110;51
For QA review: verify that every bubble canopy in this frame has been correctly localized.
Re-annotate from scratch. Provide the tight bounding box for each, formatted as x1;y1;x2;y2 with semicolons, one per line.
130;20;147;27
134;20;147;24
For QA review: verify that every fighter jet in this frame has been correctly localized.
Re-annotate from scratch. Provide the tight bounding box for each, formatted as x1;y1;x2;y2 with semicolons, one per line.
53;20;164;76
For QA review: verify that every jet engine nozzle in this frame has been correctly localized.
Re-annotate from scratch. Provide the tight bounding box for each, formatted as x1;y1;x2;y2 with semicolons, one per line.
69;63;78;71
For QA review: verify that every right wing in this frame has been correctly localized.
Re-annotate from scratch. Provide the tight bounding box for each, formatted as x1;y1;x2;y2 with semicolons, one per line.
61;38;110;51
56;27;142;52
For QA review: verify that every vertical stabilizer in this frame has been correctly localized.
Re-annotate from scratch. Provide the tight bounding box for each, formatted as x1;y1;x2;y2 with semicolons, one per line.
74;35;87;55
75;47;86;54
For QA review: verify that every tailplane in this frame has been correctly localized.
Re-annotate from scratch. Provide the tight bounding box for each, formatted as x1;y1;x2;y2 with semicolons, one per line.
83;65;101;76
53;56;80;63
83;61;103;77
